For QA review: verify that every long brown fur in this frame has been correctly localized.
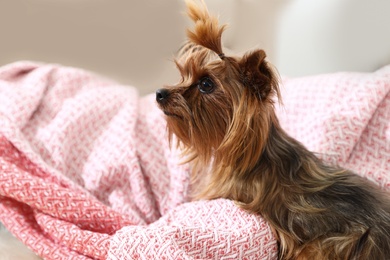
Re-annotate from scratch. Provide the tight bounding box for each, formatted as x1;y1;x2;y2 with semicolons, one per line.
156;1;390;259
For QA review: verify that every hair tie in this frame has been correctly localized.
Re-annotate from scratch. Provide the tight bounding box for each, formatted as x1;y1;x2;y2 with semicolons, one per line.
218;53;225;59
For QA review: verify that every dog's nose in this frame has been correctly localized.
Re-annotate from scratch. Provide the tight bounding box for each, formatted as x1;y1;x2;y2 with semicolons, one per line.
156;88;170;103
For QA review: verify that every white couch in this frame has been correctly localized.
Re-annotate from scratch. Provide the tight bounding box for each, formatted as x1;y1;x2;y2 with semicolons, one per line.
0;0;389;95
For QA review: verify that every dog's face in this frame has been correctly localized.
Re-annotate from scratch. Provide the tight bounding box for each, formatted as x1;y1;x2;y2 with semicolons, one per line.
156;43;233;155
156;42;279;169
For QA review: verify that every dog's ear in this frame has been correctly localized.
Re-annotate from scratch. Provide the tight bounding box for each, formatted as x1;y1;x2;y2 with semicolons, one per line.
239;49;275;99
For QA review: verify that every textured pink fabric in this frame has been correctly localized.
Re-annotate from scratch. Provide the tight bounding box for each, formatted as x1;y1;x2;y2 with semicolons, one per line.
0;61;389;259
276;69;390;188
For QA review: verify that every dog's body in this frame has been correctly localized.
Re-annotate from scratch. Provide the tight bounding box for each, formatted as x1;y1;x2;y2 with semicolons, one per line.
156;1;390;259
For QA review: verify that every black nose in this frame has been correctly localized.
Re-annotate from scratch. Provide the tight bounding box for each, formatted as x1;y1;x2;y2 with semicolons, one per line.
156;88;170;103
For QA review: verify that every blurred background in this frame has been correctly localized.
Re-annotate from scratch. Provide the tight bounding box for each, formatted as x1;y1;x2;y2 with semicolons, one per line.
1;0;390;95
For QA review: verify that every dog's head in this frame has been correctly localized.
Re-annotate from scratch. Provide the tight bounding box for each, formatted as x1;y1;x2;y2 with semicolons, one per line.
156;0;280;183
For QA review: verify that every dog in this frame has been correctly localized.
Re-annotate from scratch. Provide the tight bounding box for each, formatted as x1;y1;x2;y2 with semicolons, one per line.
156;0;390;259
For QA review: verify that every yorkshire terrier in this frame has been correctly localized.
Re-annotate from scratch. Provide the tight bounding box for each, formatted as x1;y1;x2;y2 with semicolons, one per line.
156;0;390;259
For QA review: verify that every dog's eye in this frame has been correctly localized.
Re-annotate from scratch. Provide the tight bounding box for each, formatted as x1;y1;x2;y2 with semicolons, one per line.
198;77;215;94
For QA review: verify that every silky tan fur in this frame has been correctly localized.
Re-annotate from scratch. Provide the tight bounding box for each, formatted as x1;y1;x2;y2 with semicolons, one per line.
156;1;390;259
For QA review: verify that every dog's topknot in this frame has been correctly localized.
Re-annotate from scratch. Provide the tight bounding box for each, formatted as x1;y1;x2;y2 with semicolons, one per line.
185;0;226;59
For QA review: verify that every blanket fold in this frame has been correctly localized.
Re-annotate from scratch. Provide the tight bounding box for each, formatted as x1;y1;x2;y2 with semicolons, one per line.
0;61;389;259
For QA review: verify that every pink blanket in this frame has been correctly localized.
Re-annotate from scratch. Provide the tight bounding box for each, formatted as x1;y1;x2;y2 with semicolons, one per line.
0;61;389;259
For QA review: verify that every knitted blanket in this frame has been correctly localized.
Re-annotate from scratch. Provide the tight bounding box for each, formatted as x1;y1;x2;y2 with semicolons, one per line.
0;61;389;259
